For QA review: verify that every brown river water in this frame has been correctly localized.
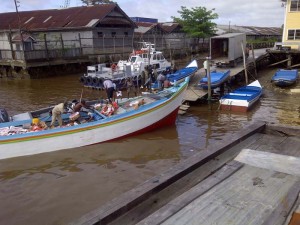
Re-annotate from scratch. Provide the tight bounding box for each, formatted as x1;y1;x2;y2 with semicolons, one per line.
0;67;299;225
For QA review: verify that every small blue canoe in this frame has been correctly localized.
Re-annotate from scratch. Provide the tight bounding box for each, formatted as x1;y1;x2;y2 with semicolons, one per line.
271;69;298;87
199;70;230;89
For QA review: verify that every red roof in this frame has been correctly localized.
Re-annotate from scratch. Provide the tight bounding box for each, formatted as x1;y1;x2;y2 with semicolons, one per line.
0;4;136;31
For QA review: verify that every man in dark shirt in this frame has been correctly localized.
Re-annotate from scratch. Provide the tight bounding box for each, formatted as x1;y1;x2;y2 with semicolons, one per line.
73;99;89;112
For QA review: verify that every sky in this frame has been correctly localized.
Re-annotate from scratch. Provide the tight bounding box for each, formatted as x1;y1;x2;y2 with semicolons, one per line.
2;0;285;27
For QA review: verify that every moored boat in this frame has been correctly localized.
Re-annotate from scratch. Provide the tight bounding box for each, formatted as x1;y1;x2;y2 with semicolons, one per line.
271;69;298;87
0;78;189;160
219;80;262;112
166;60;198;84
199;70;230;89
80;42;171;89
151;59;198;90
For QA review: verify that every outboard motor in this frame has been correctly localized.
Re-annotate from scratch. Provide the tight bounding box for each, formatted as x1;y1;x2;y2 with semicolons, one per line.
0;108;9;123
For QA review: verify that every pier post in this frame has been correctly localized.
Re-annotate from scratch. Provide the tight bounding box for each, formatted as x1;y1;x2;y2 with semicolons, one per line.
251;44;257;78
287;54;292;69
207;56;212;101
241;42;248;85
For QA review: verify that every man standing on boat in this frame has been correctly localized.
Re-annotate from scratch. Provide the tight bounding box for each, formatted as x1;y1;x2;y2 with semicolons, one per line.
50;101;68;128
125;77;137;98
103;79;115;102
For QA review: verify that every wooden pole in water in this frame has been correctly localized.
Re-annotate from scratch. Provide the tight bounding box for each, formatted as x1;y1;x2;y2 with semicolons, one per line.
207;56;212;101
241;41;248;85
207;38;212;102
251;44;258;78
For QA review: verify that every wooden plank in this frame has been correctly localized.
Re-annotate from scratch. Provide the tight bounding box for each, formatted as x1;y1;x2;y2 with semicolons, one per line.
268;58;289;67
136;161;244;225
179;105;190;110
290;89;300;93
70;122;266;225
110;133;264;225
266;124;300;137
235;149;300;176
162;165;300;225
263;181;300;225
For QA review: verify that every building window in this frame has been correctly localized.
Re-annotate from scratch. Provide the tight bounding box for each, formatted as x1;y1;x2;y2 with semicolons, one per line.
290;0;300;11
111;32;116;38
296;30;300;39
288;29;300;40
124;32;128;37
97;32;103;38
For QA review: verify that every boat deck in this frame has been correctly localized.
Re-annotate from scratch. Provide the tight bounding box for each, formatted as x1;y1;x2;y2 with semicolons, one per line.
71;123;300;225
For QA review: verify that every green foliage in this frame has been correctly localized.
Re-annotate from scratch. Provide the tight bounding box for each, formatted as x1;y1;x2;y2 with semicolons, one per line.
81;0;114;5
172;6;218;39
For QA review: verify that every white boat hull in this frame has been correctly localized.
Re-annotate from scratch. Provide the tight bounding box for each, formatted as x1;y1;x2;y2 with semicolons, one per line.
0;83;187;160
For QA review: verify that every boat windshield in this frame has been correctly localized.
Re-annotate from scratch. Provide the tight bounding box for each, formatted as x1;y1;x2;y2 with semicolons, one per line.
152;53;165;60
130;56;137;63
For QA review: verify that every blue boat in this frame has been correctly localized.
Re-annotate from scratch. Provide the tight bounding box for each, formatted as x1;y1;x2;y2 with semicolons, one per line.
151;59;198;89
199;70;230;89
219;80;263;112
271;69;298;87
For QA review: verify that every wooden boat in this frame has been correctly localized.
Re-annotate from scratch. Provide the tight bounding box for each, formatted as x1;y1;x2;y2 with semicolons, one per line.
72;122;300;225
271;69;298;87
199;70;230;89
219;80;262;112
0;78;189;160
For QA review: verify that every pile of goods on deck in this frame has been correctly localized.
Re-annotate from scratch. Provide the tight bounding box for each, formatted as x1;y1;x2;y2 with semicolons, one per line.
0;98;148;137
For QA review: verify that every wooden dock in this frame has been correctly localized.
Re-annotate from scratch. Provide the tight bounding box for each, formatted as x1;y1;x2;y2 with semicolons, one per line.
183;48;269;103
71;122;300;225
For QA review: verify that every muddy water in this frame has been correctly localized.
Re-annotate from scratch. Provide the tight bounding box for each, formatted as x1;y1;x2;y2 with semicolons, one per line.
0;67;299;225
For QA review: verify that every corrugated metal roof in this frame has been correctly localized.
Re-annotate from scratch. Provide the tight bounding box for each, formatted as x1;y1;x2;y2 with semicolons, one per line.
0;4;136;31
160;22;182;33
212;32;245;39
134;22;166;35
216;25;282;36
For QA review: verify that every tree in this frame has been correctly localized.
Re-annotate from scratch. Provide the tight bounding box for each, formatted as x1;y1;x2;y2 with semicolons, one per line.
81;0;114;5
172;6;218;42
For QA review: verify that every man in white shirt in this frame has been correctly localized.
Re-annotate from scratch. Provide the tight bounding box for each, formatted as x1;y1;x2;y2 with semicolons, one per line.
103;79;114;102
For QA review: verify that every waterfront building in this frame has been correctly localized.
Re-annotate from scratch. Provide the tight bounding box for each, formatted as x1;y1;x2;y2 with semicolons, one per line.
282;0;300;50
0;4;136;71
